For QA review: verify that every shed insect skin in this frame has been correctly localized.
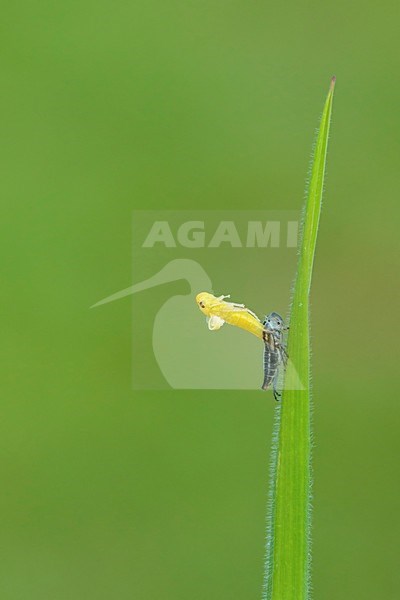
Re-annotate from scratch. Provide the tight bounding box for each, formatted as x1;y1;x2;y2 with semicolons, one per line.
261;312;289;401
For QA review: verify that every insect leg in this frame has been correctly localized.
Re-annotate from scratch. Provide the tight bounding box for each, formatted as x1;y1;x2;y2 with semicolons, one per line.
280;345;289;367
272;369;282;401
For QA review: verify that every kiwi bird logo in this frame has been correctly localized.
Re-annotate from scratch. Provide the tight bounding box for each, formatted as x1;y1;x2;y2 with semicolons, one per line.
91;259;263;389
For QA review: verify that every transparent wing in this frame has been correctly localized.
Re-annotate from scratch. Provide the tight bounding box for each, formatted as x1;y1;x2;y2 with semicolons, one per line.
207;315;226;331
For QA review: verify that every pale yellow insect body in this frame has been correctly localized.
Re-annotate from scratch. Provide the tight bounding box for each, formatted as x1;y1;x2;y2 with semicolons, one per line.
196;292;264;339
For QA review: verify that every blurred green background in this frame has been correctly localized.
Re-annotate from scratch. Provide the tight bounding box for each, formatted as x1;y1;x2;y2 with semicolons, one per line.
1;1;399;598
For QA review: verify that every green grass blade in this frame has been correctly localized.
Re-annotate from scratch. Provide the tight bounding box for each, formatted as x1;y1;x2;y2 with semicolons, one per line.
262;77;336;600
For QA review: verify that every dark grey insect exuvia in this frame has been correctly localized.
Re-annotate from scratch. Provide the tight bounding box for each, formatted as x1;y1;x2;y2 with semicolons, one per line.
261;312;289;401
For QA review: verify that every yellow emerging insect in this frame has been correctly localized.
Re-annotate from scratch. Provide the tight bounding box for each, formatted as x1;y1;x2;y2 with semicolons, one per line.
196;291;289;399
195;292;265;339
